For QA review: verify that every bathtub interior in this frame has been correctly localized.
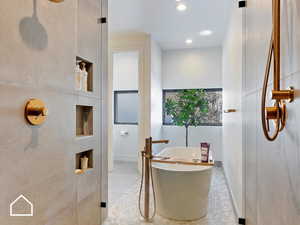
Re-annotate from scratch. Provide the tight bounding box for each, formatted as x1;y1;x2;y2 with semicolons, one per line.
152;147;212;172
156;147;202;158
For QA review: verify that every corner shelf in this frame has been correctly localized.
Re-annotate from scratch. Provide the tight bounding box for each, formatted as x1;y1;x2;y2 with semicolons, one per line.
76;105;93;137
76;56;93;92
75;149;94;175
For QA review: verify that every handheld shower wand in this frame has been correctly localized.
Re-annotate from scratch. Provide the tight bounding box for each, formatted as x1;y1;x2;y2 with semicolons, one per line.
261;0;294;141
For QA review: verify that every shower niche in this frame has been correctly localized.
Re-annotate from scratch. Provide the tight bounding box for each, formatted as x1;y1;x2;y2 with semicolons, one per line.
75;56;93;92
75;149;93;174
76;105;93;137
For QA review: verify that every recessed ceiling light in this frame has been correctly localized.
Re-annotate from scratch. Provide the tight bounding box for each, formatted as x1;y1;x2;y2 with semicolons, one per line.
175;0;181;2
199;30;213;36
185;39;193;44
177;3;187;11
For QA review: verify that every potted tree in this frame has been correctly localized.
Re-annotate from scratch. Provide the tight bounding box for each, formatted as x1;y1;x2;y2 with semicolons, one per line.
165;89;208;147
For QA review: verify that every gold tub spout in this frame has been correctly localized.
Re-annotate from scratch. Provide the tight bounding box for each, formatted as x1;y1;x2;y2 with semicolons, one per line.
152;139;169;144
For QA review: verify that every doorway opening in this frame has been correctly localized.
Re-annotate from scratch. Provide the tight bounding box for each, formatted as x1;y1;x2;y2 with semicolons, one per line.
104;0;242;224
108;50;140;205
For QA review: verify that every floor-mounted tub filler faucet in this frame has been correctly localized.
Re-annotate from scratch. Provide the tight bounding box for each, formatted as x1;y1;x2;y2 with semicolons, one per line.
139;138;169;221
261;0;295;141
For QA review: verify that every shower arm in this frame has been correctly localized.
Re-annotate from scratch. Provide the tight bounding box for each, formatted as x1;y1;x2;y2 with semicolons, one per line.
261;0;294;141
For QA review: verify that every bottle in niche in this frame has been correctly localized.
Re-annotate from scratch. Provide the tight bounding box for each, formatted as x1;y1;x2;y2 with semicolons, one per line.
75;61;82;91
81;155;89;170
81;62;88;92
200;143;210;163
82;109;89;135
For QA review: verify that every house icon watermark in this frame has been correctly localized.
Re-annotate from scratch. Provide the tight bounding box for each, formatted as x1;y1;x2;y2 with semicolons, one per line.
10;195;33;217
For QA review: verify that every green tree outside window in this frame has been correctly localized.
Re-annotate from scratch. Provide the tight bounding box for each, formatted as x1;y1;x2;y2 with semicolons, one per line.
165;89;209;147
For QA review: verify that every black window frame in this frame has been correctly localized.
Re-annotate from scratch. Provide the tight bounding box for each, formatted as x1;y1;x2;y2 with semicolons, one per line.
162;88;223;126
114;90;139;125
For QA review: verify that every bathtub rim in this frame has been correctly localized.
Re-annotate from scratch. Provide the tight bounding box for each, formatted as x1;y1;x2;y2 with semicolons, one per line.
152;146;213;172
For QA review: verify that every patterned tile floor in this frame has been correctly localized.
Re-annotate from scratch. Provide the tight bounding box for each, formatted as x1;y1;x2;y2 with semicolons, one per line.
105;166;237;225
108;161;139;205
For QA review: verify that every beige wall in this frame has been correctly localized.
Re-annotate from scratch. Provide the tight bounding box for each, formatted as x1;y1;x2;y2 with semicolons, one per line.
0;0;106;224
243;0;300;224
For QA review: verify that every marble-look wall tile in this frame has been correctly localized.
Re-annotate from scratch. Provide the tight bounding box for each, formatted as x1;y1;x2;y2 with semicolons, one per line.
77;0;101;97
244;0;260;93
244;1;300;225
0;0;103;224
281;0;300;76
244;93;258;225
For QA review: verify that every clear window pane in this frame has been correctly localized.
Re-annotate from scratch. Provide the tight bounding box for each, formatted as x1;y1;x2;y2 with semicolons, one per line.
163;89;223;126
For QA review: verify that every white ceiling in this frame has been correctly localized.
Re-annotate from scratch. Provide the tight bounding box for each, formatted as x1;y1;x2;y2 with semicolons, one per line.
108;0;233;50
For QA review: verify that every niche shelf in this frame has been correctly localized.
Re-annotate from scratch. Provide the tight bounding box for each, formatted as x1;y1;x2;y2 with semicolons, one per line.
75;149;93;175
76;105;93;137
76;56;93;92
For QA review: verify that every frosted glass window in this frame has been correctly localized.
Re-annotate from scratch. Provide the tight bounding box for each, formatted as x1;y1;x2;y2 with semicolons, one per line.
114;91;139;124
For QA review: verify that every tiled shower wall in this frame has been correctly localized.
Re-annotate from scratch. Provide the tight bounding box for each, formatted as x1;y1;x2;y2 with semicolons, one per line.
0;0;106;224
244;0;300;224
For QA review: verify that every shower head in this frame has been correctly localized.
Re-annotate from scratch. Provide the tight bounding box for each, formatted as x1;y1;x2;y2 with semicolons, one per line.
49;0;64;3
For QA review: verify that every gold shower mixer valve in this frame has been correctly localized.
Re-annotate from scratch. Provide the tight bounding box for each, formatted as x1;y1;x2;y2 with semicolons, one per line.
262;87;292;139
271;87;294;103
265;87;294;131
25;98;48;126
265;99;288;132
265;106;281;120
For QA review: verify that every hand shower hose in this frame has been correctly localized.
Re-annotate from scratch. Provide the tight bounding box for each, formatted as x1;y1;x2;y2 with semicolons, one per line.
138;150;157;221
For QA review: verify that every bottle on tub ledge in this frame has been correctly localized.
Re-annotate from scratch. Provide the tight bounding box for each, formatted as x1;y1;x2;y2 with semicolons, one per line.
200;143;210;163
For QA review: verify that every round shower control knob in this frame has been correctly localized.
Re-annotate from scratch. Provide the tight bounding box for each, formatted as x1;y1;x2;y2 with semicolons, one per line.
25;98;48;126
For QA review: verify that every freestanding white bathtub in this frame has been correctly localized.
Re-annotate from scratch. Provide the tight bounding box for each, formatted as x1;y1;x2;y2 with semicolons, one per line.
152;147;213;221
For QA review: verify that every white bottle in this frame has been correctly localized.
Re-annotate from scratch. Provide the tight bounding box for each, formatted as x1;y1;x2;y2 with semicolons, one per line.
81;62;88;92
75;61;82;91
